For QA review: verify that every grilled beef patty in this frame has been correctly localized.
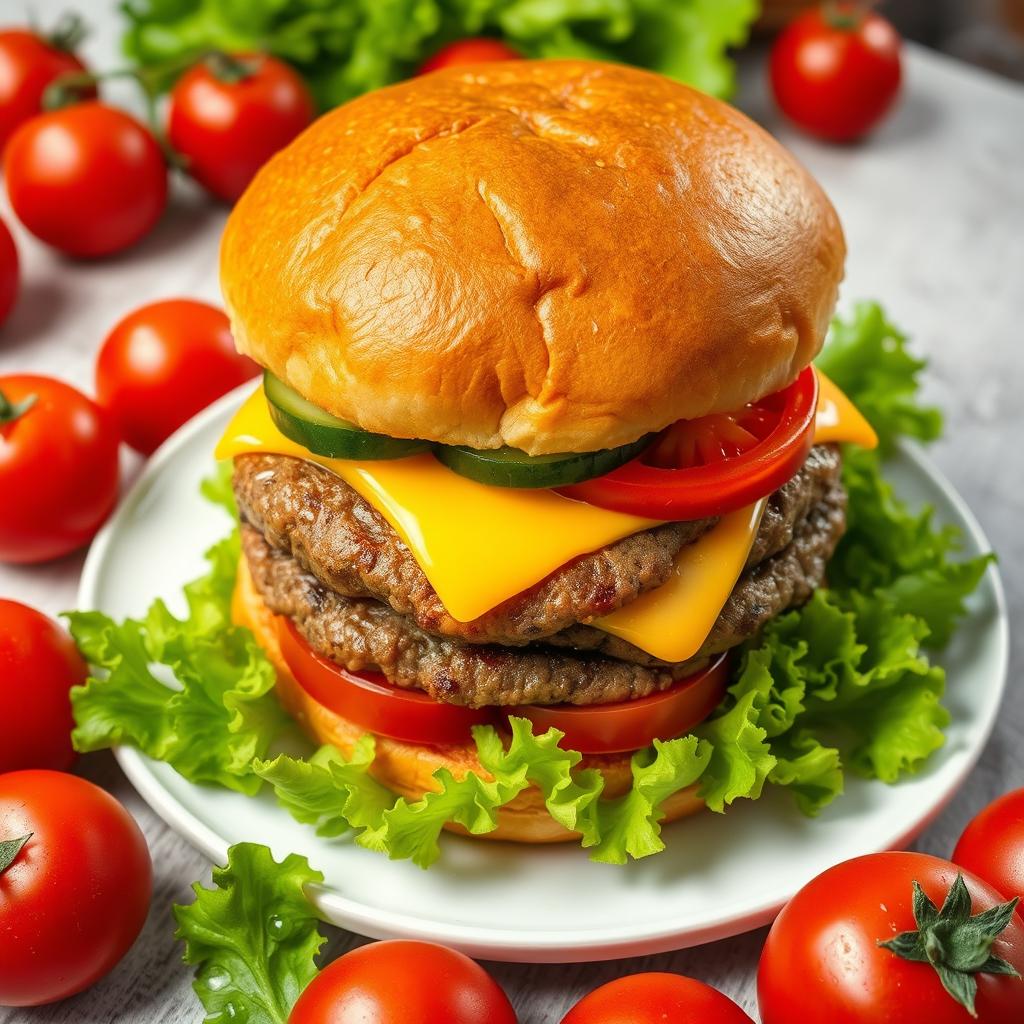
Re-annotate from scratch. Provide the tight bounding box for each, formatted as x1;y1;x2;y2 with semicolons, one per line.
233;445;843;646
240;463;847;707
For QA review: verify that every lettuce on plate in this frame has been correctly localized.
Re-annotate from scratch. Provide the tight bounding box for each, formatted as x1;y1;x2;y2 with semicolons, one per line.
120;0;758;109
68;302;993;867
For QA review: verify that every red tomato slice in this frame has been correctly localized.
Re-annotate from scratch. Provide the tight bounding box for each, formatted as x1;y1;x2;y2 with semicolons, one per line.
279;616;727;753
558;367;819;520
277;616;494;745
511;655;728;754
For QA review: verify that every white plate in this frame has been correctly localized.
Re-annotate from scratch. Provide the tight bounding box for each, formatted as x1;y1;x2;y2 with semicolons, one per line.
80;386;1009;963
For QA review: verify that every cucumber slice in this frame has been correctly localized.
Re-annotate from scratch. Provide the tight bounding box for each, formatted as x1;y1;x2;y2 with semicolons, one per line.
264;372;430;460
434;435;651;489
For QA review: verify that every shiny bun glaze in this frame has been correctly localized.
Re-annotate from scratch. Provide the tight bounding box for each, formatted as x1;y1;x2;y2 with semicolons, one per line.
221;59;845;455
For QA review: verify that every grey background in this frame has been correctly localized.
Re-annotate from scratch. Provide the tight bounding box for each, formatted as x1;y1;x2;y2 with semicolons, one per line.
0;3;1022;1022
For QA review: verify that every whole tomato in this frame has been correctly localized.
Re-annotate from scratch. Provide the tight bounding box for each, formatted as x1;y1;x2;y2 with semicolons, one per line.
168;53;314;203
562;973;753;1024
419;37;521;74
0;20;94;151
0;215;17;326
288;940;517;1024
770;5;902;142
4;101;167;257
95;298;258;454
0;601;85;772
954;789;1024;902
0;374;120;563
758;852;1024;1024
0;770;152;1005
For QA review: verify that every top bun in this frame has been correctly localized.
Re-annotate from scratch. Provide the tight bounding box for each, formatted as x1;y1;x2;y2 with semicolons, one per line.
221;60;844;455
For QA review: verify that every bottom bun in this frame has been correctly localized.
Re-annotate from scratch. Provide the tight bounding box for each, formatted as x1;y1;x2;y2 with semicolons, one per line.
233;555;704;844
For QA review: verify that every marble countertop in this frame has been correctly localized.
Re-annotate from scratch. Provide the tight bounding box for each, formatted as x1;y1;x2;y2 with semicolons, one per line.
1;8;1021;1022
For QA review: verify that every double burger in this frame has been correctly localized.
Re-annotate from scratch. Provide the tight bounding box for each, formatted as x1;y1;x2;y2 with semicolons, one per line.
216;60;876;843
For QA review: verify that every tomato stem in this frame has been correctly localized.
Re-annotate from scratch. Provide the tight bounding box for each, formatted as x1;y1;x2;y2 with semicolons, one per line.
822;1;874;31
877;875;1021;1017
0;833;32;875
204;51;257;85
46;11;88;53
0;388;37;426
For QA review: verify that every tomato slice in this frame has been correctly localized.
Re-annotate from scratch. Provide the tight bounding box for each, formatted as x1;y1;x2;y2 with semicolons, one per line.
558;367;819;520
510;655;729;754
277;617;495;745
279;618;730;754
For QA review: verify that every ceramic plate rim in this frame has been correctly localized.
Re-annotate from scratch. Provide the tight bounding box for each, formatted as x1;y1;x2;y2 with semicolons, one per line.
81;386;1010;962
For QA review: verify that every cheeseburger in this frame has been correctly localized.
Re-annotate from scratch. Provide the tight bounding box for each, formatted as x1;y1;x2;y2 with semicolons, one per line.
216;60;876;843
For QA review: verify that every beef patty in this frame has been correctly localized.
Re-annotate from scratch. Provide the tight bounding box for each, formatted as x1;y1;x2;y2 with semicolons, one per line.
240;470;847;707
233;444;843;646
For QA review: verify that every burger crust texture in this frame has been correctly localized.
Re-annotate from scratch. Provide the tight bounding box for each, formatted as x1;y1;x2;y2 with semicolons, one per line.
221;59;845;455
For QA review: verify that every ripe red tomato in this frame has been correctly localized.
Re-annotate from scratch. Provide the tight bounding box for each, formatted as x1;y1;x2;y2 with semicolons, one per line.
419;38;521;74
758;852;1024;1024
95;298;258;454
0;25;93;151
770;7;902;142
168;53;314;203
562;973;753;1024
954;789;1024;902
0;215;17;326
288;940;517;1024
0;601;85;772
0;770;152;1005
4;101;167;257
0;374;120;563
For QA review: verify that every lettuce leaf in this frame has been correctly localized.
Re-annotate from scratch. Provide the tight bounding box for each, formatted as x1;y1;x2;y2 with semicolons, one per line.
119;0;758;109
174;843;324;1024
66;491;288;794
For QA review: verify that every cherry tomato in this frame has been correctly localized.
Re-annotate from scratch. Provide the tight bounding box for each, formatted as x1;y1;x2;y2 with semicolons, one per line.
0;770;152;1005
95;298;259;455
770;5;902;142
0;23;94;152
0;215;17;326
559;368;818;520
419;38;521;74
954;788;1024;902
168;53;314;203
562;973;754;1024
4;101;167;257
0;374;120;563
278;616;495;745
0;601;85;772
758;852;1024;1024
513;655;728;755
288;940;516;1024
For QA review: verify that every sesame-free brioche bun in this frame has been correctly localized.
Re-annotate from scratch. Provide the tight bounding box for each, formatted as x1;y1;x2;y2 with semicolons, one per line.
221;59;844;456
233;556;703;843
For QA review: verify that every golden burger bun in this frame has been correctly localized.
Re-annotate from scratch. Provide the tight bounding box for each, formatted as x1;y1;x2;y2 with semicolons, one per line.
221;60;845;456
233;557;704;843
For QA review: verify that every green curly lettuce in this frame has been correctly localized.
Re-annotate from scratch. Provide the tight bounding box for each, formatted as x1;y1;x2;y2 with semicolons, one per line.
69;302;993;865
66;470;288;794
174;843;324;1024
119;0;758;108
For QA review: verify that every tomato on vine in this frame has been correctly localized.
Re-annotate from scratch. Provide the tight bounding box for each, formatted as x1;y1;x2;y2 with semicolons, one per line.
4;101;167;257
168;52;315;203
770;3;902;142
0;16;95;151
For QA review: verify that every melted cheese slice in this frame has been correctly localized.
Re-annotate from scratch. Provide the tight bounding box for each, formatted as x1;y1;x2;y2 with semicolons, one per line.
216;368;876;659
216;389;661;621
